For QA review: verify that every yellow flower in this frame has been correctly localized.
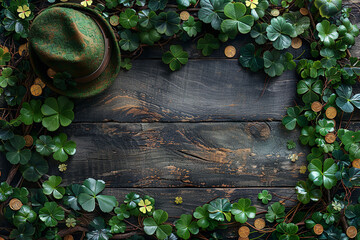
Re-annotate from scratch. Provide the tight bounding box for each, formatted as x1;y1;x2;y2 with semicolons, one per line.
245;0;258;9
138;199;152;214
81;0;93;7
58;164;67;172
175;197;183;204
17;5;31;19
66;217;76;228
299;166;307;174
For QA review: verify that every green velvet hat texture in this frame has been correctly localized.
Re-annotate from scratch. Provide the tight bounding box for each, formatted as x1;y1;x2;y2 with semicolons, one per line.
29;3;121;98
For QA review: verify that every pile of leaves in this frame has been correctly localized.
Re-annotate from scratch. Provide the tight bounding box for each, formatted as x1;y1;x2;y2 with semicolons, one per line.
0;0;359;239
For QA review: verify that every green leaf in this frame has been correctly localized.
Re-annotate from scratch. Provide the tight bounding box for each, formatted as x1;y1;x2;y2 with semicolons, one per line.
197;33;220;56
198;0;231;30
221;2;254;34
0;120;14;140
124;192;141;209
231;198;256;223
336;84;356;113
20;152;49;182
120;58;133;70
308;158;338;189
175;214;199;239
238;43;264;72
42;176;65;200
300;126;317;146
109;216;126;234
266;16;296;50
138;10;157;29
263;50;295;77
144;210;172;240
283;12;310;37
41;96;74;132
13;205;37;227
162;45;189;71
251;0;269;20
63;184;82;211
0;67;17;88
5;85;26;106
297;79;323;104
87;217;113;240
155;11;180;36
193;205;210;229
250;23;268;44
119;8;138;29
139;29;161;45
258;190;272;204
0;48;11;65
207;198;232;222
114;204;130;220
35;135;55;156
265;202;285;223
52;133;76;162
314;0;342;18
148;0;168;11
39;202;65;227
182;16;202;37
119;30;139;52
9;223;35;240
316;20;339;47
0;182;13;202
282;106;308;130
276;222;299;240
295;180;322;204
20;100;43;125
5;135;31;164
316;119;335;136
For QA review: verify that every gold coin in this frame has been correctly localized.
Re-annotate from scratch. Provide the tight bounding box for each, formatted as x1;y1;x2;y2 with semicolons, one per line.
24;135;33;147
224;45;236;58
352;159;360;169
325;106;337;119
311;101;322;112
313;224;324;235
271;9;280;17
346;226;357;238
325;133;336;144
110;15;120;26
238;226;250;238
291;37;302;49
34;78;46;89
30;84;43;97
254;218;266;230
47;68;56;78
238;238;249;240
18;43;28;57
300;8;309;15
180;11;190;21
9;198;23;211
64;235;74;240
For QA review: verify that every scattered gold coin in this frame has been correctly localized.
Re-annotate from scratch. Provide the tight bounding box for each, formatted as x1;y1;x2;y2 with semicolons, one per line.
271;9;280;17
34;77;46;89
47;68;56;78
110;15;120;26
180;11;190;21
311;101;322;112
254;218;266;230
325;106;337;119
346;226;357;239
313;224;324;235
352;159;360;169
238;226;250;238
291;37;302;49
30;84;43;96
24;135;33;147
325;133;336;144
18;43;28;57
64;235;74;240
300;8;309;15
9;198;23;211
225;45;236;58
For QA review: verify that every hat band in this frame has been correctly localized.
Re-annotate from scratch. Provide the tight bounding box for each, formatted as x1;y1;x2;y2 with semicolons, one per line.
73;12;112;84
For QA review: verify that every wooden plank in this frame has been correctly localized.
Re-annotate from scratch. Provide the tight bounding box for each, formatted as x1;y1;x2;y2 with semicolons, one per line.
43;122;309;187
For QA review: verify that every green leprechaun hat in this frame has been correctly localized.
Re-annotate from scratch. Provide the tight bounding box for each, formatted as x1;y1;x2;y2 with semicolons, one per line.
28;3;121;98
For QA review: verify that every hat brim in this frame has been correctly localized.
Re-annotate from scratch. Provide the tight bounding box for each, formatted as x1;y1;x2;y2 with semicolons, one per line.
29;3;121;98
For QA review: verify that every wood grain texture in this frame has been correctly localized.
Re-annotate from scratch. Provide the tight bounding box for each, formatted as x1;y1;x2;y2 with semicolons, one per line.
45;122;309;187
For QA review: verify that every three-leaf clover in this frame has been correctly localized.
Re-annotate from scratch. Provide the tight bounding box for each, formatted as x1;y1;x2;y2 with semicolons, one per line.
175;214;199;239
155;11;180;36
198;0;231;30
0;48;11;65
335;84;360;113
119;8;138;29
250;23;268;44
197;33;220;56
0;67;17;88
41;96;74;131
35;135;55;156
42;176;65;200
308;158;338;189
63;184;82;211
314;0;342;18
276;222;299;240
207;198;232;222
0;182;13;202
9;223;35;240
162;45;189;71
5;135;31;164
258;190;272;204
124;192;141;209
20;152;49;182
295;179;322;204
283;12;310;37
86;217;113;240
265;202;285;223
238;43;264;72
282;106;308;130
220;2;254;34
315;119;335;136
119;30;140;52
266;16;296;50
39;202;65;227
297;79;323;104
231;198;256;223
78;178;117;213
182;16;202;37
13;205;37;227
193;205;211;229
20;99;43;125
143;209;172;240
316;20;339;47
114;204;130;220
109;216;126;234
52;133;76;162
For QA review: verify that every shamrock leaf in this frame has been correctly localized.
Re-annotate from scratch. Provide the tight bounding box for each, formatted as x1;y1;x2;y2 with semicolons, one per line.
308;158;338;189
0;182;13;202
109;216;126;234
258;190;272;204
276;222;299;240
297;79;323;104
182;16;202;37
314;0;342;18
316;119;335;136
63;184;82;211
4;85;26;106
52;133;76;162
207;198;232;222
338;17;359;46
2;9;29;38
5;135;31;164
155;11;180;36
124;192;141;209
148;0;168;11
42;176;65;200
20;99;43;125
282;106;308;130
0;120;14;140
114;204;130;220
197;33;220;56
162;45;188;71
299;126;317;146
0;48;11;65
78;178;117;213
221;2;254;34
193;205;211;229
35;135;55;156
12;187;29;204
231;198;256;223
250;23;268;44
198;0;231;30
87;217;112;240
120;58;133;70
251;0;269;20
13;205;37;227
336;84;360;113
238;43;264;72
41;96;74;132
119;30;140;52
9;223;35;240
20;152;49;182
175;214;199;239
316;20;339;47
143;209;172;240
265;202;285;223
119;8;138;29
0;67;17;88
39;202;65;227
263;50;295;77
139;29;161;45
283;12;310;37
295;179;322;204
266;16;296;50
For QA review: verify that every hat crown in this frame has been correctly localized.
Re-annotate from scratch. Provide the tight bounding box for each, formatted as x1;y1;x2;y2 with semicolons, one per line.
29;7;105;79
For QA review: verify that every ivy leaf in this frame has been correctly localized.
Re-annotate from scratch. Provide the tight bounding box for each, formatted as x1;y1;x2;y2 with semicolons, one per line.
143;210;172;240
182;16;202;37
78;178;117;213
155;11;180;36
193;205;210;229
39;202;65;227
52;133;76;162
283;12;310;37
35;135;55;156
109;216;126;234
231;198;256;223
119;8;138;29
198;0;231;30
0;67;17;88
308;158;338;189
0;182;13;202
251;0;269;20
207;198;232;222
5;135;31;164
63;184;82;211
295;179;322;204
258;190;272;204
250;23;268;44
86;217;112;240
297;79;323;104
162;45;189;71
175;214;199;239
282;106;308;131
119;30;140;52
13;205;37;227
316;20;339;47
197;34;220;56
42;176;65;200
20;152;49;182
221;2;254;34
265;202;285;223
316;119;335;136
238;43;264;72
314;0;342;18
266;16;296;50
0;48;11;65
41;96;74;132
20;99;43;125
